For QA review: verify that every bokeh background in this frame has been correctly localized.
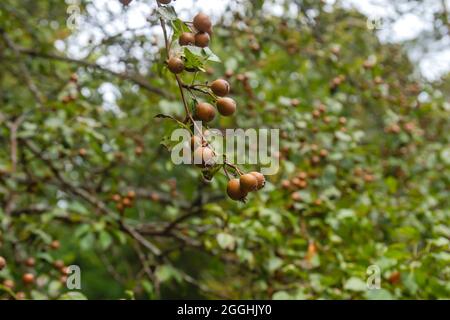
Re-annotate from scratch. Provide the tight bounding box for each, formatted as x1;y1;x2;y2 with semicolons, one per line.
0;0;449;299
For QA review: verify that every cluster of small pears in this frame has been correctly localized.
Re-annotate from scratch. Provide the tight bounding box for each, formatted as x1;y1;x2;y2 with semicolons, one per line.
159;1;265;201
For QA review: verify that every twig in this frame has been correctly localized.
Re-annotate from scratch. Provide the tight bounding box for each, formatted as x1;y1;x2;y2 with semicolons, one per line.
0;33;172;99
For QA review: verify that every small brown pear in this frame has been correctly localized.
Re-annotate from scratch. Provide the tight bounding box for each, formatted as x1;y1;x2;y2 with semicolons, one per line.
210;79;230;97
227;179;247;201
240;174;258;193
193;13;212;33
216;97;236;116
167;57;184;74
195;102;216;122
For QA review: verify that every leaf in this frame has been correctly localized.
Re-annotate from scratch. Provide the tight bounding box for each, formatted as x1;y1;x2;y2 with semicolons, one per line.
99;231;113;250
171;19;191;41
36;252;53;263
365;289;394;300
124;290;135;300
335;131;352;142
44;117;64;129
201;163;222;181
272;291;292;300
344;277;367;292
75;224;91;238
112;230;127;245
32;229;52;244
385;176;398;193
337;209;355;219
403;274;419;295
141;280;155;299
184;46;221;64
156;6;177;21
155;113;188;129
48;280;62;298
184;46;205;71
155;265;183;283
216;233;236;250
68;202;90;215
432;252;450;262
80;232;95;251
267;256;283;272
157;113;190;152
59;292;88;300
440;147;450;165
31;290;48;300
202;47;221;62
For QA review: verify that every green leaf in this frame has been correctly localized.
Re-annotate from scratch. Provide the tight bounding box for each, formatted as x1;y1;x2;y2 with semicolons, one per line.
184;46;205;71
59;292;88;300
272;291;292;300
99;231;113;250
36;252;53;263
80;232;95;251
202;47;221;62
171;19;191;41
68;202;90;215
155;265;183;283
267;256;283;272
365;289;394;300
155;113;188;129
216;232;236;250
32;229;52;244
142;280;155;299
344;277;367;292
201;163;222;181
31;290;48;300
337;209;356;220
156;6;177;21
48;281;62;298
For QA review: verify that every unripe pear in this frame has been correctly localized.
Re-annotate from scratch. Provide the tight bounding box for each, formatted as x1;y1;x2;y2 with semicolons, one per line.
240;174;258;193
167;57;184;74
249;172;265;190
191;135;203;150
22;273;35;285
16;292;26;300
193;146;216;167
53;260;65;269
50;240;60;250
0;256;6;270
179;32;195;46
195;32;210;48
216;97;236;116
227;178;247;201
210;79;230;97
193;13;212;33
3;279;14;289
195;102;216;122
25;257;35;267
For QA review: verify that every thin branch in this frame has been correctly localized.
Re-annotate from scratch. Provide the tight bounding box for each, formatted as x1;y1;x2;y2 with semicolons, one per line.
0;31;172;99
0;31;46;105
22;138;163;257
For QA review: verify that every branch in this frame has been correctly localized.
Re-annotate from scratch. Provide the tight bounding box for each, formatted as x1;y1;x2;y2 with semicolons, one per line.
19;48;171;98
0;31;46;105
0;31;172;99
22;138;163;257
